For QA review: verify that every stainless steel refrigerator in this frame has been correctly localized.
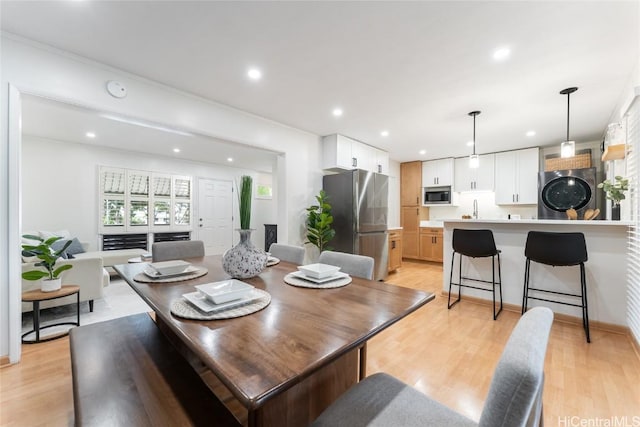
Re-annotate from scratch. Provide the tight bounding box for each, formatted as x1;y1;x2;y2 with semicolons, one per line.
322;170;389;281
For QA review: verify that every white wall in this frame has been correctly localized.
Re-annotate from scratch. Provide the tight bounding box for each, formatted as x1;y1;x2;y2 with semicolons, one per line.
1;35;322;361
21;136;277;250
387;160;401;228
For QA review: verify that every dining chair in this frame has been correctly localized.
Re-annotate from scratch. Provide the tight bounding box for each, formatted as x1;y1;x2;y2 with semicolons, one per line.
268;243;305;265
318;250;375;381
318;251;374;280
152;240;205;262
448;228;503;319
311;306;554;427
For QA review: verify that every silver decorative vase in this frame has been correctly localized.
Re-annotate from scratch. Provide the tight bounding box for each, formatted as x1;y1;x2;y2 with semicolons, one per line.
222;229;268;279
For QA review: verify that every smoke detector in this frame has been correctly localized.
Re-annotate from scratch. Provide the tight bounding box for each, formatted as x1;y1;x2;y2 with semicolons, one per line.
106;80;127;99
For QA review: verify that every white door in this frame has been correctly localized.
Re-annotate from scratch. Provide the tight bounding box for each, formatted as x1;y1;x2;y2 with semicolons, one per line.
197;179;233;255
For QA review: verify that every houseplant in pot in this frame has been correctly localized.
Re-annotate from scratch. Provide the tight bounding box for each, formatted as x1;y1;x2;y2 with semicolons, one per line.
597;175;628;220
222;175;268;278
21;235;73;292
305;190;335;257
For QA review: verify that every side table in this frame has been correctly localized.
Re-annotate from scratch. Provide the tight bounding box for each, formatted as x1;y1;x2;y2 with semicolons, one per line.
21;285;80;344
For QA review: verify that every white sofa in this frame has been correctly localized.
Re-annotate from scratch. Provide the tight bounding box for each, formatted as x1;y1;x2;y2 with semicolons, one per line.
74;248;148;271
22;257;110;313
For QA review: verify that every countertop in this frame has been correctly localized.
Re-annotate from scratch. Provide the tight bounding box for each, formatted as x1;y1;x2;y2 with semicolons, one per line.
442;218;632;226
387;226;403;231
419;220;444;228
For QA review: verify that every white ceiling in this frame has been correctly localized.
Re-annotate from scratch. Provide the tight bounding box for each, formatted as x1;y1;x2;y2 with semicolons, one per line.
2;1;639;163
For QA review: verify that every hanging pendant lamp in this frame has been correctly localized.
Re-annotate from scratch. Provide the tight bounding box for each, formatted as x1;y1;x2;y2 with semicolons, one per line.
468;111;481;168
560;87;578;158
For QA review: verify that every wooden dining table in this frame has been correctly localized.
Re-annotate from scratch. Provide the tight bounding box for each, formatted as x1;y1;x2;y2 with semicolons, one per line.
114;255;434;427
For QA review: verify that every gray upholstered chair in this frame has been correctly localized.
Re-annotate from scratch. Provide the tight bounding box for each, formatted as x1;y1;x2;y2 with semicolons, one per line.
268;243;305;265
318;251;374;280
311;306;554;427
152;240;205;262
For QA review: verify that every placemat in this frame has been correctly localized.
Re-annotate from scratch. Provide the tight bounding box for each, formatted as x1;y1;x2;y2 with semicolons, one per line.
267;257;280;267
283;272;352;289
170;289;271;320
134;267;208;283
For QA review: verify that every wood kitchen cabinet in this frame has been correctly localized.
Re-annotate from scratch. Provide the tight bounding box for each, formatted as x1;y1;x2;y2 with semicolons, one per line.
494;147;539;205
388;230;403;272
419;228;443;263
422;158;454;188
400;162;422;260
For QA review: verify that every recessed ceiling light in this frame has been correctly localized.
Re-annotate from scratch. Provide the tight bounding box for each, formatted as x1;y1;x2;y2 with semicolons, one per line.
380;130;389;137
526;130;536;137
419;149;427;155
466;140;475;147
227;157;233;162
247;68;262;80
332;108;343;117
493;47;511;61
85;132;96;138
173;148;181;153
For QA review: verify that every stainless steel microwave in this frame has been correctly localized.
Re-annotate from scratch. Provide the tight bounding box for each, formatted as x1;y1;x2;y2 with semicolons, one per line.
424;186;452;204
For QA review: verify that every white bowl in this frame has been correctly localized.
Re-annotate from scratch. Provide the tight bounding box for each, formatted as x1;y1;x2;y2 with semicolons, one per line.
297;263;341;280
148;260;191;276
196;279;255;305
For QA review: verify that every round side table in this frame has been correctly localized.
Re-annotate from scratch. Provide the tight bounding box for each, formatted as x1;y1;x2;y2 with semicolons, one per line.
21;285;80;343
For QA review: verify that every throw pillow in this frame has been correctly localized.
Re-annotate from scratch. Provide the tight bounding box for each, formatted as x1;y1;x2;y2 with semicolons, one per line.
51;237;85;255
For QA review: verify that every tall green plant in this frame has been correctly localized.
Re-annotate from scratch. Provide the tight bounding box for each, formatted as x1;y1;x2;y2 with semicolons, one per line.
238;175;253;229
305;190;335;252
21;235;73;281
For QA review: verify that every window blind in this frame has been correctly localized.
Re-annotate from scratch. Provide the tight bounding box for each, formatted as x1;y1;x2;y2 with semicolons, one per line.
626;94;640;347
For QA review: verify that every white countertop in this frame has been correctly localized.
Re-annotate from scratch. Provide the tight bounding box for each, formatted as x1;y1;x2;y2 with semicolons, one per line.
419;220;444;228
442;218;632;226
387;226;403;231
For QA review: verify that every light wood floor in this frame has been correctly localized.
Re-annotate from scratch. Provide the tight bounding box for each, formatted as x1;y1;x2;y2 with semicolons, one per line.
1;260;639;426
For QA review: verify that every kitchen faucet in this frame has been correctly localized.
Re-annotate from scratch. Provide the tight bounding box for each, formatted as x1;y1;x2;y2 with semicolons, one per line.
473;199;478;219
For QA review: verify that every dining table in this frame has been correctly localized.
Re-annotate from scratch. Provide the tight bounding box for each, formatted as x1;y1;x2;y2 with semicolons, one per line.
113;255;434;427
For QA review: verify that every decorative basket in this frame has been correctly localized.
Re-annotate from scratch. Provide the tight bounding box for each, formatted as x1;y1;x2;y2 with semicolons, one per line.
544;152;591;171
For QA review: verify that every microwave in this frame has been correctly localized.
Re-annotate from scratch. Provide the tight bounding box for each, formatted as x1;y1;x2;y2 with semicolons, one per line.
424;186;452;205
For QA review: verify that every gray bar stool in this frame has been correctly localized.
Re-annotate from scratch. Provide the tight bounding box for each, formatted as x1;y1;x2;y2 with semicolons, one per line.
522;231;590;342
448;229;503;320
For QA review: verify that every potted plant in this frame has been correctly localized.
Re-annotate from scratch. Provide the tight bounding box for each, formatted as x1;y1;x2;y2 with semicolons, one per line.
222;175;268;278
21;235;73;292
597;175;628;220
305;190;336;253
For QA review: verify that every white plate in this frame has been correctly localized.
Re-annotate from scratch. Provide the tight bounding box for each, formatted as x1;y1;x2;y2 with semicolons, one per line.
143;265;199;279
149;260;191;275
290;270;349;284
182;289;262;313
297;263;341;279
267;256;280;266
195;279;254;304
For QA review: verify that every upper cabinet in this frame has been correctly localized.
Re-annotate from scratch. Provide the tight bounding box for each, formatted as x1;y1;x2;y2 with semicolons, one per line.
422;158;454;187
454;154;495;192
494;147;539;205
322;134;389;175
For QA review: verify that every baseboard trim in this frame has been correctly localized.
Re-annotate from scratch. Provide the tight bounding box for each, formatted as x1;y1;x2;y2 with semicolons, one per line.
630;333;640;361
0;355;10;367
441;291;629;335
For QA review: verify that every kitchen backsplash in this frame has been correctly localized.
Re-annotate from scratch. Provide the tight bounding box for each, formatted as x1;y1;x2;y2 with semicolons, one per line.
427;192;538;221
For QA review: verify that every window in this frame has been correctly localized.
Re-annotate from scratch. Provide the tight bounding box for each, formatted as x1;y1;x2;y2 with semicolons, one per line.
99;167;192;232
255;172;273;200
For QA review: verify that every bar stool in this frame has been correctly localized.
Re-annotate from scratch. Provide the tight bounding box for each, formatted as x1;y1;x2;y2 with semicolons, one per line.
522;231;590;342
448;229;503;320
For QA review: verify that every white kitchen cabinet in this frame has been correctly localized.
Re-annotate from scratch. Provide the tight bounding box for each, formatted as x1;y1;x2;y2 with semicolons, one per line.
454;154;495;192
422;158;454;187
322;134;389;175
494;147;539;205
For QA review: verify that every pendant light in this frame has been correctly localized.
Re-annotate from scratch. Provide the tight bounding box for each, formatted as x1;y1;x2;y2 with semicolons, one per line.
560;87;578;158
468;111;481;168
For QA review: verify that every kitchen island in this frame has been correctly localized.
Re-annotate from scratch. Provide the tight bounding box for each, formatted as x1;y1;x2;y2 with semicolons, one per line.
442;219;631;326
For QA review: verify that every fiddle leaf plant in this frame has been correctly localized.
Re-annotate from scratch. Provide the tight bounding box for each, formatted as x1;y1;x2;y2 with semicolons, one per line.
597;175;629;205
21;235;73;281
305;190;336;253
